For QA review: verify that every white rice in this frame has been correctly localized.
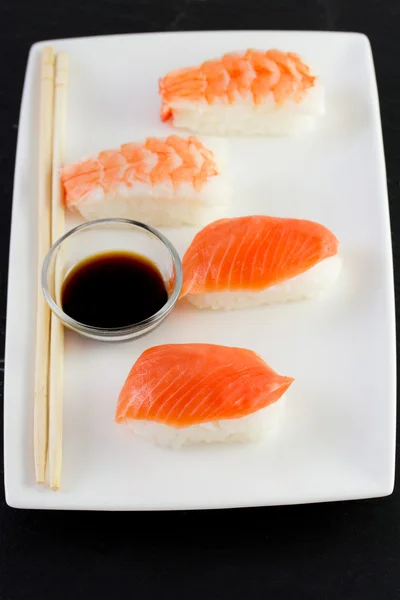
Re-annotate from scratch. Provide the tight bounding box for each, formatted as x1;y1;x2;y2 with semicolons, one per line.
127;397;285;449
167;83;324;136
75;179;230;227
185;254;342;310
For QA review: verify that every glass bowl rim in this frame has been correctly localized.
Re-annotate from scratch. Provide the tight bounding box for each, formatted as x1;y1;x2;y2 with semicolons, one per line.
41;218;183;338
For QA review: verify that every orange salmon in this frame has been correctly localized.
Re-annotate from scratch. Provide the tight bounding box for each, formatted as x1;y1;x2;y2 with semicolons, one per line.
115;344;294;428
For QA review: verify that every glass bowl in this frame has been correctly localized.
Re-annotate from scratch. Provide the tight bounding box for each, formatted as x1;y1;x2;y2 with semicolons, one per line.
41;218;182;341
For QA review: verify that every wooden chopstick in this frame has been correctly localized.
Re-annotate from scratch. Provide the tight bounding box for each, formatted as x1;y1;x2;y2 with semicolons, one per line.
34;46;55;484
48;52;69;491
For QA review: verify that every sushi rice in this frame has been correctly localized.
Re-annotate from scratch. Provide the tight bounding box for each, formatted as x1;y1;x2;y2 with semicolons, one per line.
185;254;342;310
71;176;230;227
127;397;285;449
166;84;324;136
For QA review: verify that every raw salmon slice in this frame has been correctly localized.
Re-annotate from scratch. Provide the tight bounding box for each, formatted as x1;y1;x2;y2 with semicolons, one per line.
115;344;294;428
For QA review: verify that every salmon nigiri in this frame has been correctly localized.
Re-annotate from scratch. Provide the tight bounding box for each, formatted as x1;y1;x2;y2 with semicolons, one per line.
180;216;341;309
159;49;324;136
115;344;294;447
60;135;230;227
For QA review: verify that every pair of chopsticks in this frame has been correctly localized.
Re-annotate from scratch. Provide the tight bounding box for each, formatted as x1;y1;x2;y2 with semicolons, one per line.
33;46;68;491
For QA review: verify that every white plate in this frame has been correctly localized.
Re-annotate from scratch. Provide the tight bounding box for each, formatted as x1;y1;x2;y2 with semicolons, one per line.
4;31;396;510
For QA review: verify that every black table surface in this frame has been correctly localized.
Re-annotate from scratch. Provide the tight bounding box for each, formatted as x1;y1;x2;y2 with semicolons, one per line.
1;1;399;598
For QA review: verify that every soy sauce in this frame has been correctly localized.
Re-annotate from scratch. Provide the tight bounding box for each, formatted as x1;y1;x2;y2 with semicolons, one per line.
61;251;168;328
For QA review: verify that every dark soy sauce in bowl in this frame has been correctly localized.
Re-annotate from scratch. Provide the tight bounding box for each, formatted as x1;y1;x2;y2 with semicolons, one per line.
61;251;168;329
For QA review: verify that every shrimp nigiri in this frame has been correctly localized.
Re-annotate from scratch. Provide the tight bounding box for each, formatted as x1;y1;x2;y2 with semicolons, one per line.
159;49;324;135
60;135;229;227
115;344;294;447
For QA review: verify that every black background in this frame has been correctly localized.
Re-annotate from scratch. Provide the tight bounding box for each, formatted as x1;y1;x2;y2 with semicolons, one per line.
1;1;399;598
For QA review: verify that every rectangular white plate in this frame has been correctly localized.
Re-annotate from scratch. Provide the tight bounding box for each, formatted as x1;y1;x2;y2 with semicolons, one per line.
4;31;396;510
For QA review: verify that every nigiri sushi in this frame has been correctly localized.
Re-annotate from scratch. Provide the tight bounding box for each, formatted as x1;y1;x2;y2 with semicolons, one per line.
181;216;341;309
60;135;229;227
115;344;294;448
159;49;324;136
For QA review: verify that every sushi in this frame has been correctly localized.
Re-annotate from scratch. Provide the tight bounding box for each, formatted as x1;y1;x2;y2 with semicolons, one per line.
181;215;341;309
159;49;324;135
115;344;294;448
60;135;229;227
